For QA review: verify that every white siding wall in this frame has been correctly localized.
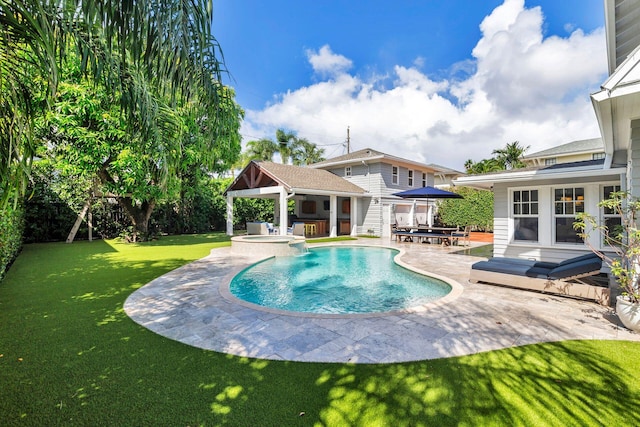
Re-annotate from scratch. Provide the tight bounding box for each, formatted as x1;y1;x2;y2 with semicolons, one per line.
629;120;640;198
492;174;623;263
321;161;436;236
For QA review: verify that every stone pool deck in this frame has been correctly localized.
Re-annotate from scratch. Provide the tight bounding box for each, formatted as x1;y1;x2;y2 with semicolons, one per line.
124;238;639;364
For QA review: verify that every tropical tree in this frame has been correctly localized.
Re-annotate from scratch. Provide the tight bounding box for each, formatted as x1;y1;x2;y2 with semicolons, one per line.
245;130;325;166
37;54;242;240
292;138;326;165
492;141;529;170
465;141;529;174
464;158;504;174
246;138;279;162
0;0;232;204
275;128;298;164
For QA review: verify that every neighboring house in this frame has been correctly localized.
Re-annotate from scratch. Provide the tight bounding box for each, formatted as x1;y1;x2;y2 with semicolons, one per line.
522;138;605;167
310;148;442;236
225;148;443;237
426;163;466;188
454;0;640;264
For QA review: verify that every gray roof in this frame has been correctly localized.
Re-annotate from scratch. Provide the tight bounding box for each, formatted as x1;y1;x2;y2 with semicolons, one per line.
523;137;603;159
310;147;437;171
226;161;366;195
310;148;385;167
426;163;465;176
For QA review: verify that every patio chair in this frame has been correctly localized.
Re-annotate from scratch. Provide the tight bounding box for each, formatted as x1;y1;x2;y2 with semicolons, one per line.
266;223;278;234
287;222;306;236
451;226;471;246
469;253;609;304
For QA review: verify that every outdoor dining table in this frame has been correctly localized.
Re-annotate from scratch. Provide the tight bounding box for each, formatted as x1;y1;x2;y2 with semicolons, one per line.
394;226;458;244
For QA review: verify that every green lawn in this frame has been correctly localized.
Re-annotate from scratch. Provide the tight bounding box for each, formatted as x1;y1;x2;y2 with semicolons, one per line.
1;234;639;426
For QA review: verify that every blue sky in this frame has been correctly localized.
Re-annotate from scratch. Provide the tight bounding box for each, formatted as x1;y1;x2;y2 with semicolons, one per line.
214;0;607;169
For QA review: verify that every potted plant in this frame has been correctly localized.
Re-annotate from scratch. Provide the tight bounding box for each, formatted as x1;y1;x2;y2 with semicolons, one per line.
574;190;640;332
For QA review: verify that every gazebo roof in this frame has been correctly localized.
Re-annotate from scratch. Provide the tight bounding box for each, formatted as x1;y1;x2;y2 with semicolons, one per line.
225;161;367;196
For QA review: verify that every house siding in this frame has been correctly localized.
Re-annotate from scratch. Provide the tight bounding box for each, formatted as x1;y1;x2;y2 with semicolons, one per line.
629;120;640;197
492;174;623;263
317;159;436;236
492;184;509;258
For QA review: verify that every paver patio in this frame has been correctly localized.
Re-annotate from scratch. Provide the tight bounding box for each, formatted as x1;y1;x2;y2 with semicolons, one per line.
124;238;639;363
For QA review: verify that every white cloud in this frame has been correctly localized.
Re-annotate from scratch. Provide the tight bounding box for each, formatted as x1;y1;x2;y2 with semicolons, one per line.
306;45;353;77
243;0;607;170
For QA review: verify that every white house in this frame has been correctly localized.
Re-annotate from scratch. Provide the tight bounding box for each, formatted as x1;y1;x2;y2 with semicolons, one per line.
225;148;447;237
522;138;605;167
454;0;640;264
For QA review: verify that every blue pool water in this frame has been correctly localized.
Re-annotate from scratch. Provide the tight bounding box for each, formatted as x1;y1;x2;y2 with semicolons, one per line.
229;246;452;314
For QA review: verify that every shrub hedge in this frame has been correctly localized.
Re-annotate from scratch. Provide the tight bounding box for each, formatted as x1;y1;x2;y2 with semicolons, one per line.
438;186;493;231
0;203;25;280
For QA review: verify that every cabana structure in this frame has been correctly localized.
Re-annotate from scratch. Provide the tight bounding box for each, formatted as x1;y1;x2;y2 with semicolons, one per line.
225;161;367;237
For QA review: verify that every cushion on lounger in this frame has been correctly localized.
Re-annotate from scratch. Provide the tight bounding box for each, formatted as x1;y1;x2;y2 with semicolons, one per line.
471;261;551;279
547;258;602;280
487;253;600;270
557;253;601;266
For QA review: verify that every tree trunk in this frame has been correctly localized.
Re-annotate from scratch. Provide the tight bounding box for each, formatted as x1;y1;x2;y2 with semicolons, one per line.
117;197;156;240
96;164;156;241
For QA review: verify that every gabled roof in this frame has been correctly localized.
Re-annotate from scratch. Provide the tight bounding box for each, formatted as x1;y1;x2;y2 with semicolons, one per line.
592;43;640;157
225;161;367;196
522;138;603;159
310;148;438;172
454;159;625;190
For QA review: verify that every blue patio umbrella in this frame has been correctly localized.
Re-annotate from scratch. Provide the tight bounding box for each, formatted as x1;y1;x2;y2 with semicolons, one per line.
392;186;463;199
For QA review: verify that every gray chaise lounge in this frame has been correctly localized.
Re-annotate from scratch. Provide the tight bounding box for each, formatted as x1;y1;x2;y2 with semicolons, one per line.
470;253;610;304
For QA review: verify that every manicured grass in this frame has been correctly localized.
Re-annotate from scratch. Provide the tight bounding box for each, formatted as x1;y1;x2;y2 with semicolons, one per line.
1;234;639;425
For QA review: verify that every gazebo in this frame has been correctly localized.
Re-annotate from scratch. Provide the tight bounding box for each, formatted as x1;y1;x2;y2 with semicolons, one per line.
224;161;368;237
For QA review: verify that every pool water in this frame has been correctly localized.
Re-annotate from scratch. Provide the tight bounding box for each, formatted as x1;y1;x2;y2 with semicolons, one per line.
229;246;452;314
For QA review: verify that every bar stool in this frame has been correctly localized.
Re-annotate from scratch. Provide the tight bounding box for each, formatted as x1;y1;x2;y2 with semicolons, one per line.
304;223;317;236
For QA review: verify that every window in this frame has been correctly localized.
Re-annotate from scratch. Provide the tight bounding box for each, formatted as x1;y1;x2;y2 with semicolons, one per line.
554;187;584;243
544;158;557;166
392;166;399;185
602;185;622;244
422;172;427;187
345;166;352;177
408;170;414;186
593;152;606;160
513;189;538;242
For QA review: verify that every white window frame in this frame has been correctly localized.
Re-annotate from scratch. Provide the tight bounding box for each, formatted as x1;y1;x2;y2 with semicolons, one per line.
553;186;585;245
422;172;427;187
392;165;399;185
512;188;539;242
544;158;557;166
601;184;622;248
408;169;414;187
593;152;606;160
345;166;352;177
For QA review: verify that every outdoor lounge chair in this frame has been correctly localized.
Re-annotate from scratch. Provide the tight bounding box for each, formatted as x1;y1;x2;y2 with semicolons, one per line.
287;222;305;236
470;253;610;304
246;222;269;235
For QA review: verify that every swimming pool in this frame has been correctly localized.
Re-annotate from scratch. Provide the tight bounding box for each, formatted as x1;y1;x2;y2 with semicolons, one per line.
229;246;452;314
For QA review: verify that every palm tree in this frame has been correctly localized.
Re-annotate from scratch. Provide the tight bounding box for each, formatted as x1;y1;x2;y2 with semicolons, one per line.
292;138;325;165
246;138;279;162
275;128;298;165
0;0;231;204
465;158;504;174
492;141;530;170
